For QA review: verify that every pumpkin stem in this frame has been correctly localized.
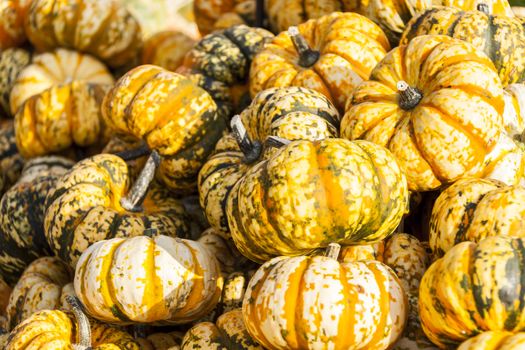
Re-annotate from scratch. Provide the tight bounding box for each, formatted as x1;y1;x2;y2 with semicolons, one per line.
477;3;490;14
288;26;320;68
255;0;265;28
66;296;92;350
231;115;262;163
120;150;160;212
265;136;291;149
114;143;151;161
324;243;341;260
397;81;423;110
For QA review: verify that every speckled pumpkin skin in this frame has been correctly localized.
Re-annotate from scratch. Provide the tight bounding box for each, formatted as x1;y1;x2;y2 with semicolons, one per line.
142;31;196;72
401;7;525;86
44;154;191;268
0;156;73;285
243;255;408;350
429;178;525;257
0;48;30;117
0;0;31;50
74;235;223;325
137;331;184;350
102;64;225;193
227;138;408;262
4;257;71;331
480;133;525;187
341;35;505;192
458;331;525;350
179;25;273;121
25;0;142;67
198;87;340;233
503;84;525;138
193;0;255;35
0;121;24;195
4;309;141;349
250;12;391;111
420;237;525;348
182;309;264;350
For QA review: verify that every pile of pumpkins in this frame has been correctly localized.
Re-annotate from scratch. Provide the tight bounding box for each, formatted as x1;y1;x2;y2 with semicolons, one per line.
1;0;525;349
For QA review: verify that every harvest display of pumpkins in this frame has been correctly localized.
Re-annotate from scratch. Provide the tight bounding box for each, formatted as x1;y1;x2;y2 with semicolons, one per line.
1;0;525;348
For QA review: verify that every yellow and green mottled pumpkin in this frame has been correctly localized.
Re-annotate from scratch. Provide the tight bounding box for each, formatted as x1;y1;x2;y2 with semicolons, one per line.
178;25;273;120
250;12;391;111
341;35;505;192
142;30;196;72
137;331;184;350
0;156;73;284
182;309;264;349
401;6;525;86
243;245;408;350
74;234;223;324
420;236;525;348
4;257;71;331
199;87;340;233
102;64;225;193
0;48;31;118
0;0;31;50
429;177;525;257
193;0;256;35
25;0;142;68
458;331;525;350
228;138;408;262
44;154;190;267
0;121;24;195
480;133;525;187
4;307;141;349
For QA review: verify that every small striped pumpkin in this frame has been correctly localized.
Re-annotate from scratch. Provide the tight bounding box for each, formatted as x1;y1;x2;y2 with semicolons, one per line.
458;331;525;350
0;48;31;118
193;0;256;35
142;30;196;72
0;0;31;50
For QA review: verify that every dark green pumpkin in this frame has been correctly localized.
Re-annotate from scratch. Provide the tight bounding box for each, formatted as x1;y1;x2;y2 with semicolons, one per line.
0;48;31;118
178;25;274;120
401;6;525;86
0;156;73;284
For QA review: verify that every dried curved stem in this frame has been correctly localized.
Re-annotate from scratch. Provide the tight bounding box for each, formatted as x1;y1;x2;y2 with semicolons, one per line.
66;296;92;350
114;143;151;161
288;26;320;68
120;150;160;212
231;115;262;163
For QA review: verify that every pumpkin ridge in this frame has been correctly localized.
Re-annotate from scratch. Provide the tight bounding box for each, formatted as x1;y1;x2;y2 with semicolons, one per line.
446;11;465;37
78;3;114;54
336;262;356;348
102;240;131;323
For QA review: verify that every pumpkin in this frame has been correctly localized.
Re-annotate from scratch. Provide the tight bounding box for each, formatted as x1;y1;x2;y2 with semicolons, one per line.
401;6;525;86
341;35;505;192
0;121;24;194
5;297;141;349
102;64;225;193
137;331;184;350
0;0;31;50
420;236;525;347
243;244;408;349
480;133;525;187
228;138;408;262
0;48;31;118
142;31;196;72
0;277;10;316
250;12;391;111
182;309;264;349
193;0;256;35
199;86;339;233
0;156;73;284
429;177;525;257
74;234;223;324
25;0;142;68
503;84;525;138
44;153;190;267
178;24;273;121
4;257;71;331
458;331;525;350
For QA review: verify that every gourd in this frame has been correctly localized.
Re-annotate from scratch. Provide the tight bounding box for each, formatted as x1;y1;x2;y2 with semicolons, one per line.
44;153;190;267
74;234;223;324
11;49;115;159
199;87;339;233
4;296;141;349
243;244;408;349
250;12;391;111
429;178;525;257
400;6;525;86
4;257;71;330
458;331;525;350
0;156;73;284
503;84;525;138
178;24;273;120
0;48;31;117
142;30;196;71
137;331;184;350
193;0;256;35
341;35;505;191
0;0;31;50
102;64;225;193
419;236;525;347
0;121;24;195
0;277;10;317
182;309;264;349
227;137;408;262
25;0;143;68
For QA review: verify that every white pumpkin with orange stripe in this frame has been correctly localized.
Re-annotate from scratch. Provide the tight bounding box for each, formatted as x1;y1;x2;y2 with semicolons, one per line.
74;234;223;325
242;244;408;350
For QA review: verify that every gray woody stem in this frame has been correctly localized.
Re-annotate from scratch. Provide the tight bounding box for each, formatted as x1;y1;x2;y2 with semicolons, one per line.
288;26;320;68
325;243;341;260
231;115;262;164
66;296;92;350
120;150;160;212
